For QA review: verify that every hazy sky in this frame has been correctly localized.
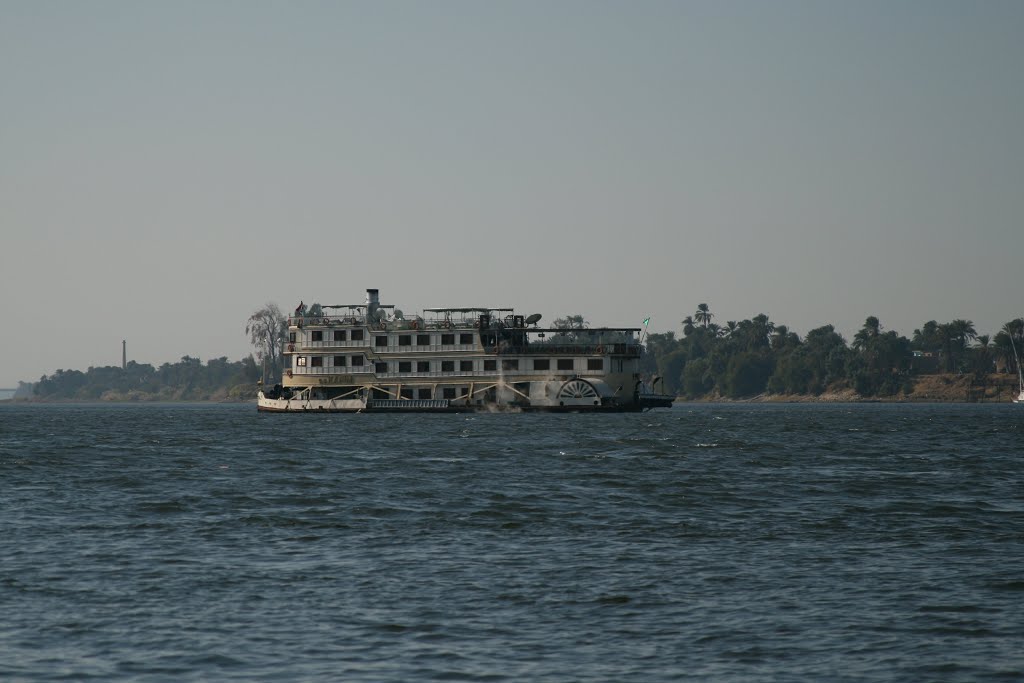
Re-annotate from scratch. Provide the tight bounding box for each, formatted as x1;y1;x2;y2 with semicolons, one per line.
2;1;1022;387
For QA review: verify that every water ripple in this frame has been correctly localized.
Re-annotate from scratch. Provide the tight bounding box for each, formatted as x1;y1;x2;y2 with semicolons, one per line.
1;402;1023;681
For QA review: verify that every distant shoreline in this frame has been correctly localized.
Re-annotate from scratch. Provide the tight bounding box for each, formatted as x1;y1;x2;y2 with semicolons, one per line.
5;374;1018;405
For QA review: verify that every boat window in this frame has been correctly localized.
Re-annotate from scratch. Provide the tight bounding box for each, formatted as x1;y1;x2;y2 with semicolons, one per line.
441;334;455;345
418;388;432;399
375;362;388;373
399;361;412;373
334;356;346;367
587;359;603;371
502;359;519;371
484;360;497;371
400;388;414;399
443;387;456;399
417;334;431;346
296;357;307;367
311;331;323;342
398;335;412;346
375;336;388;347
334;330;346;342
442;361;455;372
533;359;550;371
311;356;323;367
289;332;296;343
557;359;573;370
460;360;473;372
459;333;473;345
351;355;364;366
417;361;430;373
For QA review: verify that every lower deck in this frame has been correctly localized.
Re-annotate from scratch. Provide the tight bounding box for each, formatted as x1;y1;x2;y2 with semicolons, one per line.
259;373;673;412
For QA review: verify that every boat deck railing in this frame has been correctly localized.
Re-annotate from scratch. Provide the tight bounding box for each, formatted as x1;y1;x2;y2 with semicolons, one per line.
368;399;451;410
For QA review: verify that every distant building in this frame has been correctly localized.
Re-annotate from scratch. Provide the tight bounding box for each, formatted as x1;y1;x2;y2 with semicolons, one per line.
911;350;940;374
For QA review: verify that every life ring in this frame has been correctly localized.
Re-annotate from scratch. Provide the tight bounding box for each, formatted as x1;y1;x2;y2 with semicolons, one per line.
412;321;419;330
322;318;330;324
286;370;293;377
474;320;481;328
595;345;604;354
443;320;452;329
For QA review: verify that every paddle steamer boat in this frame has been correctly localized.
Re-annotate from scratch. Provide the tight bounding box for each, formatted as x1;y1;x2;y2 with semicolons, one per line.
257;289;672;412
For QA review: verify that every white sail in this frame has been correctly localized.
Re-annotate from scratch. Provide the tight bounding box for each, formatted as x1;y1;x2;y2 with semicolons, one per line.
1009;327;1024;403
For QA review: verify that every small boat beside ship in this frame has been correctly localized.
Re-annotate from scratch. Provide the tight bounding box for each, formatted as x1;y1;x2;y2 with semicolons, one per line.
258;289;673;413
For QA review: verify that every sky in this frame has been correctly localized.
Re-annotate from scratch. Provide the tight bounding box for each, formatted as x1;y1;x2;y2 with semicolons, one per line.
2;1;1023;387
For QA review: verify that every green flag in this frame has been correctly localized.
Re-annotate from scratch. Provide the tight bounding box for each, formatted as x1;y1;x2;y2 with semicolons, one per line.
643;317;650;326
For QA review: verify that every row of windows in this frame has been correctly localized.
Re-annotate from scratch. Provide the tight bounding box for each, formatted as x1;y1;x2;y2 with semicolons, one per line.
296;355;365;367
294;357;604;371
295;330;366;343
299;330;476;345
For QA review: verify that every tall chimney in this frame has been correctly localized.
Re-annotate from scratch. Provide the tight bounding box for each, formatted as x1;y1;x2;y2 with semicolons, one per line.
122;340;126;370
365;288;380;321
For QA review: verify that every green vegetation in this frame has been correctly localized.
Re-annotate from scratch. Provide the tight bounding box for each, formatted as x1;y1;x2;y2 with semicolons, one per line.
640;305;1024;400
28;303;286;401
20;304;1024;402
32;356;260;401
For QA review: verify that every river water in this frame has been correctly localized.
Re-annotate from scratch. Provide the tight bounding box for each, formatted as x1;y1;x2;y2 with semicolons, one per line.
1;403;1022;681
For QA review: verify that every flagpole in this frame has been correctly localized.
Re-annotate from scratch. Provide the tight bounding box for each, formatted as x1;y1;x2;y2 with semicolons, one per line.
641;317;651;346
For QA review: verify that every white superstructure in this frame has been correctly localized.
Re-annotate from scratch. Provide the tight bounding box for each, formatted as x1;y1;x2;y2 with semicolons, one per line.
257;289;671;412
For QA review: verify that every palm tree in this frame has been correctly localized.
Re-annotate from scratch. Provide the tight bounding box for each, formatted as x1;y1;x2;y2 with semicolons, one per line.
553;314;588;330
912;320;941;352
996;319;1024;374
853;316;881;352
937;319;976;372
936;322;956;372
681;316;696;337
949;319;977;351
694;303;714;329
771;324;800;350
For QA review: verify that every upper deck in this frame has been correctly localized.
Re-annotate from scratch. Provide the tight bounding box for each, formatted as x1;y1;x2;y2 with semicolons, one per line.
287;289;642;356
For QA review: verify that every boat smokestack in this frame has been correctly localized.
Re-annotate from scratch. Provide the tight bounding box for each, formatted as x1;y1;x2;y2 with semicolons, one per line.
365;288;380;321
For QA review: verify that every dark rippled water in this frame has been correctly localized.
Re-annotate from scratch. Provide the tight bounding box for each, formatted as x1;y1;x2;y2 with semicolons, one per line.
2;403;1023;681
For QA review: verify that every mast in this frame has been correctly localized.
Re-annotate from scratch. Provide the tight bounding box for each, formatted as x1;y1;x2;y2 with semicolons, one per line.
1009;330;1024;392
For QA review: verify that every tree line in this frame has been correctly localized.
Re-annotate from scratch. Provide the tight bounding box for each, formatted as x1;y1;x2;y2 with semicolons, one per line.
25;303;1024;401
32;356;260;401
638;305;1024;399
27;303;288;401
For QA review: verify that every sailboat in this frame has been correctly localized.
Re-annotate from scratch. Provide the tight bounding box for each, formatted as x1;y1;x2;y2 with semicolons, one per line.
1009;330;1024;403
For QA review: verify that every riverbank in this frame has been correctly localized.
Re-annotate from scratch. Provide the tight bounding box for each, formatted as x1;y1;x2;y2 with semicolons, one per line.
6;374;1021;404
2;383;256;404
675;374;1021;403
